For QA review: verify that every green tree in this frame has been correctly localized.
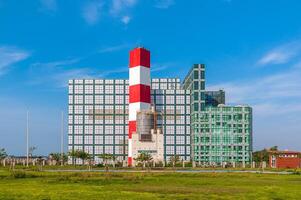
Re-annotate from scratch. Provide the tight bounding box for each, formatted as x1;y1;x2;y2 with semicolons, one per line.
169;155;180;168
49;152;68;165
68;150;79;166
49;153;60;164
99;154;115;172
0;148;8;160
77;150;90;165
134;152;153;169
252;146;278;163
36;156;44;171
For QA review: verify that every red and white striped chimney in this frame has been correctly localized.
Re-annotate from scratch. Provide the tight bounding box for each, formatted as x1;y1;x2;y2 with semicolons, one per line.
128;47;151;166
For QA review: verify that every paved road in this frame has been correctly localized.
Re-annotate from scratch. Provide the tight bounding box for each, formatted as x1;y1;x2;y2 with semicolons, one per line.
44;169;294;175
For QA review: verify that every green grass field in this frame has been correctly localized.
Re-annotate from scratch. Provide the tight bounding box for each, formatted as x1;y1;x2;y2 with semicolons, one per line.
0;169;300;200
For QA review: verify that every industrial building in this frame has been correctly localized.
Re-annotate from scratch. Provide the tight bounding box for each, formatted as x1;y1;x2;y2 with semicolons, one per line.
269;150;301;169
68;47;253;166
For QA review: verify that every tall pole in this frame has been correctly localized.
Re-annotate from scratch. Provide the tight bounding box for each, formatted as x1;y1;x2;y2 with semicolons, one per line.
26;111;29;167
61;111;64;166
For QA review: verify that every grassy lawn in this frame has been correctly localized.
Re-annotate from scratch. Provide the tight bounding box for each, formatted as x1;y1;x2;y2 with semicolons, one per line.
0;169;300;200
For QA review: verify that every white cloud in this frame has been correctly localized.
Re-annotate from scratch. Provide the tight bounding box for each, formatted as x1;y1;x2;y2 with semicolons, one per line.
121;15;131;24
82;0;103;25
31;58;80;68
154;0;174;9
208;67;301;117
257;41;301;66
98;44;130;53
40;0;57;12
0;46;30;75
110;0;137;15
109;0;137;24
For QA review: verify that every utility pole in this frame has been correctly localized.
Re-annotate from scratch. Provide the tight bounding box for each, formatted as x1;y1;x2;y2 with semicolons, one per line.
61;111;64;166
26;111;29;167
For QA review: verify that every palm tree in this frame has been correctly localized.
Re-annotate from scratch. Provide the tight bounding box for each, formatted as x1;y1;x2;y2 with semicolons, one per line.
0;148;7;166
49;153;60;165
0;148;7;159
134;152;153;169
99;154;115;172
77;150;90;165
68;150;79;166
50;152;68;165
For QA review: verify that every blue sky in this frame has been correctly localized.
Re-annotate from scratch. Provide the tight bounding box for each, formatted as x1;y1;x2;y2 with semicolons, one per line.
0;0;301;155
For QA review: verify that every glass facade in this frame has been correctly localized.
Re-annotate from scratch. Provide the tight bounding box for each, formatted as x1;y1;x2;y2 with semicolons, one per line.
192;105;253;165
205;90;225;107
68;78;190;163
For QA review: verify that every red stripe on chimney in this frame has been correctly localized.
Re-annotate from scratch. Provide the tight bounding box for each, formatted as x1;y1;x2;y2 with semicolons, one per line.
129;84;151;103
129;48;150;68
128;121;136;139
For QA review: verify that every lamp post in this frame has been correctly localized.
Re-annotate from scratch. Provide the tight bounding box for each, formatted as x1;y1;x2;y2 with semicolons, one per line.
61;111;64;166
26;111;29;167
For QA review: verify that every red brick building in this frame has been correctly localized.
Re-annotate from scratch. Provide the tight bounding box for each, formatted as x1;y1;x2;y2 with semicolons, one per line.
269;150;301;169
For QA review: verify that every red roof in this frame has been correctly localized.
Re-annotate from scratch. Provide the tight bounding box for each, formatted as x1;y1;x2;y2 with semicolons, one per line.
269;150;301;155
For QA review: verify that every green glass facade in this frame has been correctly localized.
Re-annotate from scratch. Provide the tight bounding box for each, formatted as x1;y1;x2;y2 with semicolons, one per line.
193;106;253;165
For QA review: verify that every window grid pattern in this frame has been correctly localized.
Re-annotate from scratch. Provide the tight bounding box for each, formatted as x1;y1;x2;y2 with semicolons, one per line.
68;79;191;163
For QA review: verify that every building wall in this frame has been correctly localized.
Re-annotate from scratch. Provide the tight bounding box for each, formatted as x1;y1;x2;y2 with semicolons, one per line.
270;153;301;169
182;64;206;163
68;78;190;164
193;105;252;165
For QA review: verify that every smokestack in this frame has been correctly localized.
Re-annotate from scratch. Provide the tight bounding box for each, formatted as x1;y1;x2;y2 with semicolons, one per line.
128;47;151;166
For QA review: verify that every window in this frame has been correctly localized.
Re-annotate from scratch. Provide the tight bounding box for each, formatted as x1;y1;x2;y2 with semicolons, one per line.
74;125;83;134
84;146;93;154
84;136;93;144
105;85;114;94
74;95;83;104
115;95;124;104
95;95;103;104
85;95;93;104
115;136;124;144
115;85;124;94
176;96;185;104
74;85;83;94
74;106;83;114
104;146;113;154
69;85;73;94
175;126;185;134
84;125;93;134
166;95;175;104
176;146;185;154
68;136;73;144
105;95;114;104
95;85;103;94
68;95;73;104
95;136;103;144
194;70;199;79
95;146;103;154
85;85;93;94
115;125;124;134
74;115;83;124
95;126;103;134
176;136;185;144
74;136;83;144
166;146;174;154
201;71;205;79
165;126;174;134
194;81;199;90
